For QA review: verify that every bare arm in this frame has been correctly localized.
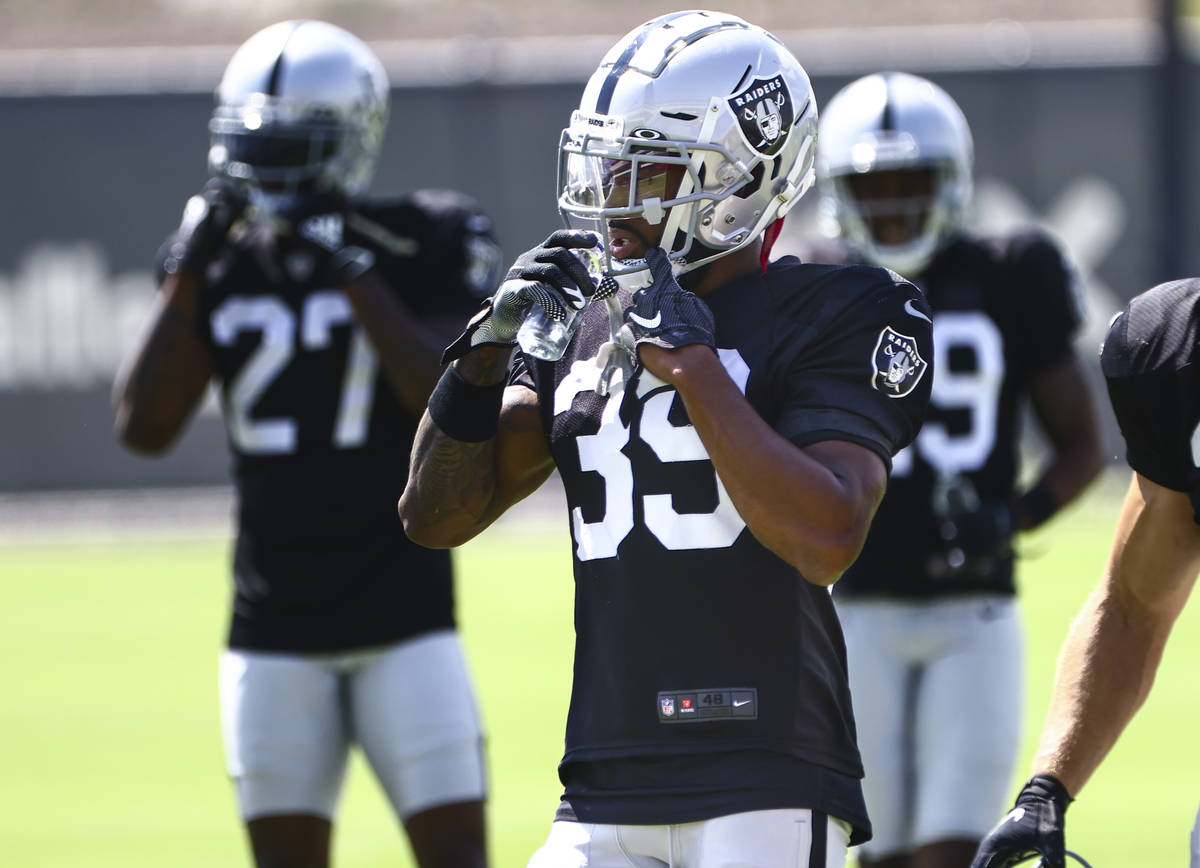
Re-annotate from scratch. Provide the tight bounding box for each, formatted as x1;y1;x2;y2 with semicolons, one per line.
398;346;556;547
342;269;447;415
1032;472;1200;795
641;343;888;585
1020;352;1105;530
112;272;213;455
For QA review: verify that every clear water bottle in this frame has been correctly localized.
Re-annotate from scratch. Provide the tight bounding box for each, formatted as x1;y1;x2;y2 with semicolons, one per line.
516;245;603;361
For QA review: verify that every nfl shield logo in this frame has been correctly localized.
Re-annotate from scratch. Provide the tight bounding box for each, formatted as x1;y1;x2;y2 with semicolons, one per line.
871;326;928;398
661;696;675;717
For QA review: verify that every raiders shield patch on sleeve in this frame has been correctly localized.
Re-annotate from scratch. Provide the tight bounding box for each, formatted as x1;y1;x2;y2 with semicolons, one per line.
871;326;928;397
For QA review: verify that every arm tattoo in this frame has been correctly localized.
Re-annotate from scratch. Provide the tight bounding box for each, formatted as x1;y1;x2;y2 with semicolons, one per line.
411;348;512;518
413;420;498;523
405;347;548;535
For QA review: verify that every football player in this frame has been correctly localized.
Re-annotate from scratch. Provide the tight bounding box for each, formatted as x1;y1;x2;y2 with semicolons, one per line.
972;280;1200;868
399;12;933;868
808;72;1103;868
113;20;500;868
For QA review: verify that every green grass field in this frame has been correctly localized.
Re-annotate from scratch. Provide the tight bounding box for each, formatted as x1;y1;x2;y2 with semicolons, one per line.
2;473;1197;867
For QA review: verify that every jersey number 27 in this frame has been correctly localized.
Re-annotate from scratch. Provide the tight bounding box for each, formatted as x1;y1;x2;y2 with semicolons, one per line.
210;292;379;454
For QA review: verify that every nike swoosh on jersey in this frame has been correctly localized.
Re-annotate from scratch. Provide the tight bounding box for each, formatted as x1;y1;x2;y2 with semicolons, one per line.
904;298;932;324
628;310;662;329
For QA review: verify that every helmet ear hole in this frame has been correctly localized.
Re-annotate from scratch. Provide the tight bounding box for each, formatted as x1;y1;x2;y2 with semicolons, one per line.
732;163;765;200
556;10;819;276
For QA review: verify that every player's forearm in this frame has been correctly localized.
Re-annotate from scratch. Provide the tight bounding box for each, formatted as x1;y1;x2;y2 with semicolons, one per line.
664;347;882;584
1032;581;1169;795
1034;476;1200;793
400;348;550;547
1041;441;1103;508
1017;446;1103;532
1021;356;1104;529
401;411;503;547
112;273;211;454
344;272;445;414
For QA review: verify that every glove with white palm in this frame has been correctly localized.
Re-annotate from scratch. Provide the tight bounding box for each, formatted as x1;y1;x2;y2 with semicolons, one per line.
443;230;599;363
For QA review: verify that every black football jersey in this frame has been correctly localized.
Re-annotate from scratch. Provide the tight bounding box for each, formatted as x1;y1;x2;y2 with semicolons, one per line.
830;231;1085;598
1102;278;1200;521
163;190;501;652
512;256;932;836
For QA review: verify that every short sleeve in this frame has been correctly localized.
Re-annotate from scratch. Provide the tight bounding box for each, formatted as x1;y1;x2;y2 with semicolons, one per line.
1101;282;1200;495
1004;230;1086;373
776;279;934;470
365;190;504;320
411;189;503;310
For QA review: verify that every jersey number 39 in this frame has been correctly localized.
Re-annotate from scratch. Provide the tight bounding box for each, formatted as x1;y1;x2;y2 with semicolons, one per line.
554;350;750;560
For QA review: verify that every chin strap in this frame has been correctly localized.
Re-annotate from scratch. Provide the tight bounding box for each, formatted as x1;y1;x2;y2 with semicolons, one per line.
760;217;785;272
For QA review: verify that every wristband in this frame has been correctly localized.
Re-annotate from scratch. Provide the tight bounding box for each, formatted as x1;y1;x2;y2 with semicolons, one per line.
1022;773;1073;811
1018;482;1060;530
427;365;505;442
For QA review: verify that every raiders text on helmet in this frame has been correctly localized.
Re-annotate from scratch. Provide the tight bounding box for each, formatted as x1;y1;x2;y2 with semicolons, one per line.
208;20;389;199
817;71;974;276
557;10;819;275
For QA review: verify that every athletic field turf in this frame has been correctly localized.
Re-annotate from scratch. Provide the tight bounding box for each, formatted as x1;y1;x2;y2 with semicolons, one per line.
2;471;1196;867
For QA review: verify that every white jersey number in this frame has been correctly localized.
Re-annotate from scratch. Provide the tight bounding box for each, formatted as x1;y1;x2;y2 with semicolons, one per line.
555;349;748;561
892;310;1005;477
211;291;379;455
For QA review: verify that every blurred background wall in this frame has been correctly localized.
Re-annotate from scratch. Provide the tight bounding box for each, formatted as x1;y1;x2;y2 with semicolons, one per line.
0;0;1188;492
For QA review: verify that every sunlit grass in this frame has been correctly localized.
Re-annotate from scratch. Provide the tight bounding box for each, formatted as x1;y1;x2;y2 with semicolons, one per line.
1;475;1196;867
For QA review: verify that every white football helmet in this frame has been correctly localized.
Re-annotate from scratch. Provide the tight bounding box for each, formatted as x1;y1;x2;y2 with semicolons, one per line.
208;20;389;198
817;71;973;276
557;10;819;276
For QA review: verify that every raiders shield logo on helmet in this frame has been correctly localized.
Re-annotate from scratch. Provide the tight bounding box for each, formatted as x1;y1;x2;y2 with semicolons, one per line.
871;326;928;397
728;75;795;155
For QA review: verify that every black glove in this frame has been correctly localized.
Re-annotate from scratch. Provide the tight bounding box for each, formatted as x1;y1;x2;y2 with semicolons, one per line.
622;246;715;353
162;179;247;278
927;473;1013;580
275;192;377;286
442;230;599;363
971;775;1073;868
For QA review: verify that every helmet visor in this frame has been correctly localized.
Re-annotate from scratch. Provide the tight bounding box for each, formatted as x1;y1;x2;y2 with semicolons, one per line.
209;106;344;189
558;130;720;218
840;167;937;247
220;129;338;168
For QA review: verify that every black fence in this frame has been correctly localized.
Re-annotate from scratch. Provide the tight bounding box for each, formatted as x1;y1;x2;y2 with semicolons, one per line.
0;28;1188;490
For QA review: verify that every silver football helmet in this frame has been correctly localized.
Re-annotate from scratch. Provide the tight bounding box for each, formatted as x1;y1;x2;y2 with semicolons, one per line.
208;20;389;198
557;10;819;276
817;71;973;276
